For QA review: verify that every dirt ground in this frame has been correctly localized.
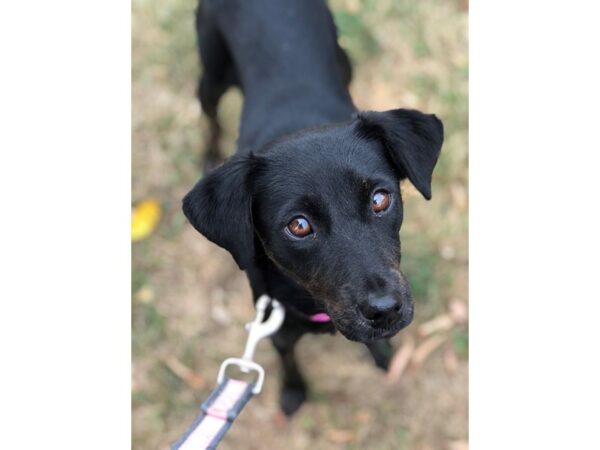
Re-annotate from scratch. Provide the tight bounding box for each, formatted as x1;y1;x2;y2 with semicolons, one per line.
132;0;468;449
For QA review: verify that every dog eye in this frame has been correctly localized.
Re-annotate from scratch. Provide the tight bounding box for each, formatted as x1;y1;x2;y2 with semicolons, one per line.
287;216;312;237
372;190;391;213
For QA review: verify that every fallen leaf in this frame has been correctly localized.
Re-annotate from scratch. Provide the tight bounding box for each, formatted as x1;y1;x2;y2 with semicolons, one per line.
326;428;356;444
386;334;415;383
163;355;205;389
440;244;457;260
273;411;289;429
411;335;446;370
134;285;154;304
449;299;468;324
417;314;454;338
450;182;467;210
132;199;161;242
447;440;468;450
210;288;231;324
355;410;371;424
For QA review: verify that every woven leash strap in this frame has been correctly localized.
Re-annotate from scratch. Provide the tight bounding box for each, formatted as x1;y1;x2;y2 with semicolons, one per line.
172;377;255;450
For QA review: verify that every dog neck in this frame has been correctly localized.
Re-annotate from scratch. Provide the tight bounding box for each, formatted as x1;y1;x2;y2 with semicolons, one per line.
246;248;333;325
238;89;356;152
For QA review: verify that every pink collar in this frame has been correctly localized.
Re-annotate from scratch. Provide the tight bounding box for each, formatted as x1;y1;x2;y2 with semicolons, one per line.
309;312;331;323
276;301;331;323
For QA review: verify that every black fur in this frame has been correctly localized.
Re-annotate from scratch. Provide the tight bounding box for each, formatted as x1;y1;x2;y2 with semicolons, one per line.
183;0;444;416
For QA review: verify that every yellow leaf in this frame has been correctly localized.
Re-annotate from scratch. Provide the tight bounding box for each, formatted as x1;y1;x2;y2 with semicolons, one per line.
132;199;161;241
133;285;154;304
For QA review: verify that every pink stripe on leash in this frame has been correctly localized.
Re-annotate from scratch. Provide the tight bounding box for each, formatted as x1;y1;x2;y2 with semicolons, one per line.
178;416;224;450
205;379;248;420
309;312;331;322
178;379;249;450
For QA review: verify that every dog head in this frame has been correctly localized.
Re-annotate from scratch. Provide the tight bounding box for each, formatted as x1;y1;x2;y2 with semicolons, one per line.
183;108;443;342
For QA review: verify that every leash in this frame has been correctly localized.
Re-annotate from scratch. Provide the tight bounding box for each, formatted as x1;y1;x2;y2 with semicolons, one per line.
172;295;285;450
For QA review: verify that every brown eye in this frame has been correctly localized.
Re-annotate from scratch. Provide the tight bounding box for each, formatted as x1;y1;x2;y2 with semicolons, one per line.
372;190;391;213
287;216;312;237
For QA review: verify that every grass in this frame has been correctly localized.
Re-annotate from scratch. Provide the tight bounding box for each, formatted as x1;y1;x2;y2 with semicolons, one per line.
132;0;468;448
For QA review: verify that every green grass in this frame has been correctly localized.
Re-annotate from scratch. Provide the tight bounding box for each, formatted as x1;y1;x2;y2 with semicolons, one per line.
133;0;468;448
333;10;381;62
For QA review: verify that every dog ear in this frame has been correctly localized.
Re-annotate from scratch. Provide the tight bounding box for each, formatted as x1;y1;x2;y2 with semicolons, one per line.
355;109;444;200
182;155;255;270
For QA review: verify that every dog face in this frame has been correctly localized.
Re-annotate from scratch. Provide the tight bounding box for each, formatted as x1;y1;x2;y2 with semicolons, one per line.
183;109;443;342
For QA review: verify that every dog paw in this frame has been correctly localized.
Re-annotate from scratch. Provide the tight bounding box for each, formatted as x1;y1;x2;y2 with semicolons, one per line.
280;386;307;416
373;355;391;371
367;340;394;371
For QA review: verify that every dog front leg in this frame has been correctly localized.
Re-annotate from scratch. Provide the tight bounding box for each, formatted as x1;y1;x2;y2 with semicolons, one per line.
271;329;307;416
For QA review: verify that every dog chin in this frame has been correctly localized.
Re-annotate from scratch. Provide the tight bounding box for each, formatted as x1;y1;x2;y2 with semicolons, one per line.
334;312;414;343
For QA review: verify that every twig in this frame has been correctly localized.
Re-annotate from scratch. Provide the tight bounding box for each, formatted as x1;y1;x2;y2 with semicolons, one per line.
386;334;415;383
163;355;206;389
411;334;447;370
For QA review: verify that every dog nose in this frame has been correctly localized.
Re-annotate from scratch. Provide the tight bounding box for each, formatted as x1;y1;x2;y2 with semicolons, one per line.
359;295;401;323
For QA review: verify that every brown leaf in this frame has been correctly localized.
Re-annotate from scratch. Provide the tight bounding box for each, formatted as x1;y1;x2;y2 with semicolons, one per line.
450;182;467;210
411;335;447;370
354;410;371;424
440;244;457;260
326;428;356;444
449;299;468;324
447;440;468;450
163;355;206;389
273;411;289;429
386;334;415;383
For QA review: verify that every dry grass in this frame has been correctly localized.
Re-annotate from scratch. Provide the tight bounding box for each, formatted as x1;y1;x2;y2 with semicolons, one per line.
132;0;468;448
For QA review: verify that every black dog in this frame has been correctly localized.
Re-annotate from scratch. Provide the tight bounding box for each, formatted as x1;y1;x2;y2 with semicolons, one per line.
183;0;444;416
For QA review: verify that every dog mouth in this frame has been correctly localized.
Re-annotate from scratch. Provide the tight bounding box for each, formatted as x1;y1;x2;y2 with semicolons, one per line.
329;303;414;343
301;269;414;342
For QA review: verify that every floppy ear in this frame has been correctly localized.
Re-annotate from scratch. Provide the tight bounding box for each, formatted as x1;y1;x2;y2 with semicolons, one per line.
182;155;255;270
355;108;444;200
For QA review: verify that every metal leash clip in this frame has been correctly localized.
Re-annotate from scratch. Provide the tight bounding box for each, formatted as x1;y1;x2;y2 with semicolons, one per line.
216;295;285;394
